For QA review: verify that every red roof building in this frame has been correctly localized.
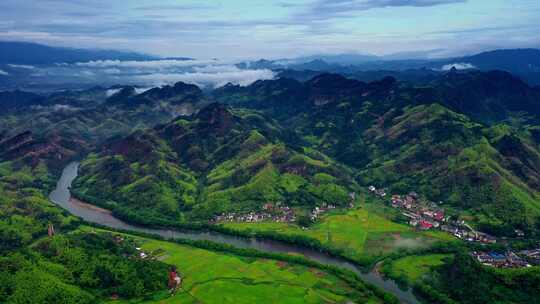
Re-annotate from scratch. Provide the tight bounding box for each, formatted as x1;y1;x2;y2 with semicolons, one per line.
434;212;444;221
419;220;433;230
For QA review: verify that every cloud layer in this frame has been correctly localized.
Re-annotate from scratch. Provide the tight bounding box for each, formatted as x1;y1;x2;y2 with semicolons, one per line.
74;59;217;69
297;0;466;20
133;67;275;88
8;59;275;89
7;64;36;69
441;62;476;71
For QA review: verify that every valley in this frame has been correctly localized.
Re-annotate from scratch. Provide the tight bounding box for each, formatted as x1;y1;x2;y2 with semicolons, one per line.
2;68;540;304
3;2;540;303
50;161;419;304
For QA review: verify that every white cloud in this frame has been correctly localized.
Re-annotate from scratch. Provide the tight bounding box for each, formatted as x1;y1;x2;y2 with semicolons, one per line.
75;70;96;77
106;87;153;97
192;65;243;73
134;87;153;94
51;104;79;111
30;104;80;111
441;62;476;71
105;88;122;97
102;68;121;74
0;69;9;76
74;59;218;69
133;68;275;88
7;64;36;69
6;59;275;90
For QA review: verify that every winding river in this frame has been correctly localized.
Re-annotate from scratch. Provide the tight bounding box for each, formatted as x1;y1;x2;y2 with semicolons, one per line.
49;162;420;304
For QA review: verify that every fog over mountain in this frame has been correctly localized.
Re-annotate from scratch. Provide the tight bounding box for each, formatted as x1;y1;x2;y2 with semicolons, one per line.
2;41;540;92
0;42;277;91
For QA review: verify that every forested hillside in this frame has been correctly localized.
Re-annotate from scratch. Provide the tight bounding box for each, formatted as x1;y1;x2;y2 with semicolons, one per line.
69;71;540;235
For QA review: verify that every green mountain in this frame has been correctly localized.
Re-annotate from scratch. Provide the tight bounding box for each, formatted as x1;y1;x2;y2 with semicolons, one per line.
0;82;206;166
73;103;357;222
431;70;540;124
224;72;540;235
68;71;540;235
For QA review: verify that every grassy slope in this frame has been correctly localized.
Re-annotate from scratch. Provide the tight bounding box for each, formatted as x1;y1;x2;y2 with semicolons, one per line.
202;141;355;215
94;229;384;304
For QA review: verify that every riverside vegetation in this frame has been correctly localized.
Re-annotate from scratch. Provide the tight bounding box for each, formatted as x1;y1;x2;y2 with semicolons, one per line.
0;156;391;303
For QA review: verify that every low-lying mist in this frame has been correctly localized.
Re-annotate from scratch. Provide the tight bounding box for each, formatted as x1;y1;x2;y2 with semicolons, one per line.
0;59;275;92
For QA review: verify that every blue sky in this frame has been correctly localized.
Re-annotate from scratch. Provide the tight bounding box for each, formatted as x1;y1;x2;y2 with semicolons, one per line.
1;0;539;60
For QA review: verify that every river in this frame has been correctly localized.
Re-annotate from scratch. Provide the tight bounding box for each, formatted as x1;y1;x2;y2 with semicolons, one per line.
49;162;420;304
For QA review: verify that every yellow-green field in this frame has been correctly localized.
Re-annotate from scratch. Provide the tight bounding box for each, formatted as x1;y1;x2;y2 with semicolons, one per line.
384;254;452;282
222;205;454;262
106;233;384;304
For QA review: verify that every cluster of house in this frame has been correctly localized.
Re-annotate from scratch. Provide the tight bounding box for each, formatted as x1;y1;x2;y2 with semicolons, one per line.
519;249;540;265
389;191;447;231
213;201;346;224
309;203;337;221
471;250;532;268
369;186;498;244
368;185;386;198
213;203;297;223
441;224;497;243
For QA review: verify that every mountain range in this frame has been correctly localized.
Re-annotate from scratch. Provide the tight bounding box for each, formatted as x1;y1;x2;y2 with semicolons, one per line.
0;41;155;65
242;49;540;86
2;68;539;237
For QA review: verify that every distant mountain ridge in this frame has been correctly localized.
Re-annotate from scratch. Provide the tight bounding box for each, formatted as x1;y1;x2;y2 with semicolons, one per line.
0;41;156;65
240;49;540;85
456;49;540;71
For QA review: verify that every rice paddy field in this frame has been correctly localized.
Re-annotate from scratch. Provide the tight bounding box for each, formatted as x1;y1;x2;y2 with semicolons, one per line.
222;203;455;263
383;254;453;283
108;233;385;304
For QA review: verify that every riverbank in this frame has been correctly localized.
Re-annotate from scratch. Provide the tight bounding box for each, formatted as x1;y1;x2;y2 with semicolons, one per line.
50;162;423;304
71;179;454;271
79;226;390;304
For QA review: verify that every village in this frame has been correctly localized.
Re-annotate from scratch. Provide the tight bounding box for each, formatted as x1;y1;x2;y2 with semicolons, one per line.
212;201;343;224
368;185;498;244
470;250;535;268
211;186;540;270
213;186;497;244
368;186;540;269
213;203;296;223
